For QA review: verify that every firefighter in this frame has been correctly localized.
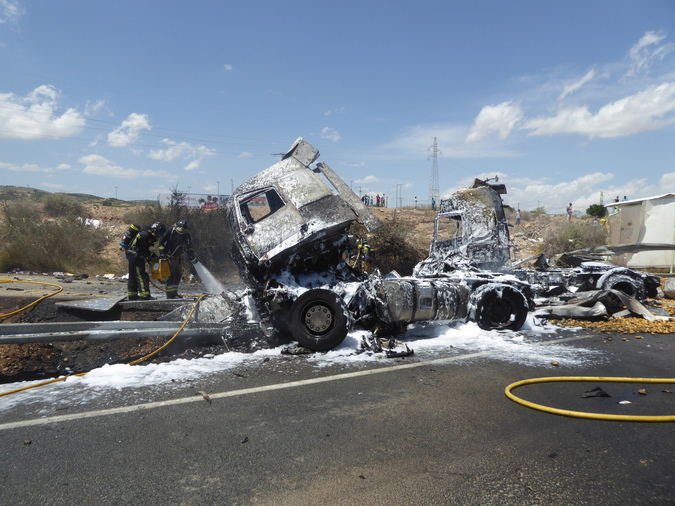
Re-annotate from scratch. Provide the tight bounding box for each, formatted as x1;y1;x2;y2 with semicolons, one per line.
158;220;198;299
126;222;166;300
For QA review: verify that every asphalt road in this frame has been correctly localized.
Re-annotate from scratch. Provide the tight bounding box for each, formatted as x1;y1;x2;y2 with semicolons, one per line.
0;329;673;505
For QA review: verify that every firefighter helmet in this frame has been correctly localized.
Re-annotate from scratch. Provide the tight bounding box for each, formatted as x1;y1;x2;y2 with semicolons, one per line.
175;220;188;234
150;222;166;236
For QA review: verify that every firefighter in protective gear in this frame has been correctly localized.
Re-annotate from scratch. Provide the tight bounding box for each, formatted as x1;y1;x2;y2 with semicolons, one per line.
158;220;198;299
126;222;166;300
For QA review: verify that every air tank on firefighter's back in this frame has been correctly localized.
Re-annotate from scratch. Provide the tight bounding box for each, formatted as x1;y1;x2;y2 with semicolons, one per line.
376;278;469;323
119;223;141;249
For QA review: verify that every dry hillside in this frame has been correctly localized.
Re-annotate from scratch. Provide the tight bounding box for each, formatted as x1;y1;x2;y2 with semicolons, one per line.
82;204;584;277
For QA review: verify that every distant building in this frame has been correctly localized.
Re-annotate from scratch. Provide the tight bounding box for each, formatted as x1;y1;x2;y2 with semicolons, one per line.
159;192;229;208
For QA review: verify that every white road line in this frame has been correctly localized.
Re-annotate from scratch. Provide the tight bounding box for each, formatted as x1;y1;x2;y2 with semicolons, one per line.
0;334;591;431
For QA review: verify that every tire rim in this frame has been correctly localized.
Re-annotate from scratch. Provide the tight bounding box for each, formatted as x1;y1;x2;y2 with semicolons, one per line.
488;297;517;328
303;303;334;335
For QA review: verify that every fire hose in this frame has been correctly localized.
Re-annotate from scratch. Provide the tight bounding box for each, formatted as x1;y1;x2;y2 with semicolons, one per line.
505;376;675;422
0;278;63;319
0;278;207;397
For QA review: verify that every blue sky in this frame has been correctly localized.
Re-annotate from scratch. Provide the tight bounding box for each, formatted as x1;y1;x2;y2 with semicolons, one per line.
1;1;674;214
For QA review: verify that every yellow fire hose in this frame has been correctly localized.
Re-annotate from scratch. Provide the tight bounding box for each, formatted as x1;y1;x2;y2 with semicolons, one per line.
0;280;207;397
0;279;64;319
505;376;675;422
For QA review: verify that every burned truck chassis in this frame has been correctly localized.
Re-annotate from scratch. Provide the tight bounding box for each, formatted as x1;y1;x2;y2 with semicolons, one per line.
227;138;534;351
242;265;533;352
419;178;660;303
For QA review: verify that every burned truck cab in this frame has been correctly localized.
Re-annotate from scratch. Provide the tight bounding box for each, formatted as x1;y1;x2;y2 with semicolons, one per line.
228;137;380;283
419;179;511;274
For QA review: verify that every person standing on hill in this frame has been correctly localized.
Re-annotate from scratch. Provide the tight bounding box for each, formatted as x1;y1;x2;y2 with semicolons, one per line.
158;220;198;299
126;222;165;300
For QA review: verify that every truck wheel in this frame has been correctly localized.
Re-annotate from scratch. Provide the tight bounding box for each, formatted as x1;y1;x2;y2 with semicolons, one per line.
289;289;350;351
600;273;645;300
473;285;528;331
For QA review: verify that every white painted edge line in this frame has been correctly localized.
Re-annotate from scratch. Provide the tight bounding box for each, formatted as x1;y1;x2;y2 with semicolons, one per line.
0;334;590;431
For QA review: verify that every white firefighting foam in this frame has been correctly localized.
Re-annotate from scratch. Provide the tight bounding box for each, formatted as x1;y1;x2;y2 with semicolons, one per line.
0;317;599;413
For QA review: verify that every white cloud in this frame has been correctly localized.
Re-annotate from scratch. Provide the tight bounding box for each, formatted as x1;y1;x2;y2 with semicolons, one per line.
321;126;341;142
465;101;524;144
0;161;75;174
324;107;345;116
238;152;253;158
80;154;140;178
84;99;108;117
79;154;174;180
0;85;85;139
558;68;598;100
3;163;50;173
223;64;233;71
147;138;216;171
107;113;151;147
658;172;675;193
184;160;200;171
625;30;672;78
355;175;381;184
0;0;24;24
462;32;675;146
383;124;516;159
523;82;675;138
492;172;665;215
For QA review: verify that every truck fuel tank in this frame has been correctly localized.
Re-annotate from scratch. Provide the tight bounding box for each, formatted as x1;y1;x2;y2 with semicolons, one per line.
376;278;470;324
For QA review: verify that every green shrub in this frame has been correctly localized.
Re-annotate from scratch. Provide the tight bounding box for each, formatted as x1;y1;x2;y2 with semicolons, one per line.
586;203;608;218
0;202;110;272
367;221;424;275
540;221;607;258
43;194;87;218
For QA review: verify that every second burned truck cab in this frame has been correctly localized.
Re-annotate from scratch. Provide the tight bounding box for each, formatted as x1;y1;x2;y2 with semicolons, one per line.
415;179;511;276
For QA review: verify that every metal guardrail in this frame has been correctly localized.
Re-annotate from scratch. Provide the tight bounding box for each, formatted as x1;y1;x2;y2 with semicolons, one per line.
0;321;228;345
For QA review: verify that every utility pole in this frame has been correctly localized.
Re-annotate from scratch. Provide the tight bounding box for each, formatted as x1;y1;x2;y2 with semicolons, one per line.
428;137;441;205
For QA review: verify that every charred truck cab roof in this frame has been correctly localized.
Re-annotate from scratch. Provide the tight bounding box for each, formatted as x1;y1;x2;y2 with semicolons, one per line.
228;137;379;279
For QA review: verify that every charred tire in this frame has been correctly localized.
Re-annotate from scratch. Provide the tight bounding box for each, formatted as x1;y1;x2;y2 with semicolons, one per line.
600;273;645;300
289;289;350;351
472;284;528;331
